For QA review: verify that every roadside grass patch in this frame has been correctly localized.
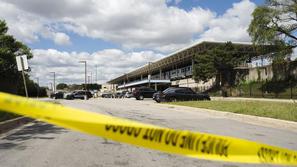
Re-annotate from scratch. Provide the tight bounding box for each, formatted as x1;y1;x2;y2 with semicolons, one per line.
168;100;297;122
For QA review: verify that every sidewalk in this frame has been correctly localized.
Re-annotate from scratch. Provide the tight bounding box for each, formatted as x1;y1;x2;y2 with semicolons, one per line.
210;96;296;103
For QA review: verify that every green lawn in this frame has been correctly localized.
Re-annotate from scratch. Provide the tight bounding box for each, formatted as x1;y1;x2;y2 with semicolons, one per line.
168;100;297;122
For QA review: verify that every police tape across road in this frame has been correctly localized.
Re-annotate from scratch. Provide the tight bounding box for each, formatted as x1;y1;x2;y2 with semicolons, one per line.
0;92;296;166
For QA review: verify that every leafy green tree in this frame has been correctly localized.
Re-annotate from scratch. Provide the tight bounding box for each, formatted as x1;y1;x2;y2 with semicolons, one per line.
17;79;47;97
0;20;33;94
56;83;68;90
248;0;296;58
193;42;249;88
82;83;101;90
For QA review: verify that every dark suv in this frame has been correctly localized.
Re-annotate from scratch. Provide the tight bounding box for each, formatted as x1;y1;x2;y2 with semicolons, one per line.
132;87;156;100
50;91;64;99
153;87;210;102
66;90;93;100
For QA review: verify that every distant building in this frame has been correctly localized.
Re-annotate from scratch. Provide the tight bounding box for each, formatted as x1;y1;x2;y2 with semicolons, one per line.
100;83;116;92
107;41;273;91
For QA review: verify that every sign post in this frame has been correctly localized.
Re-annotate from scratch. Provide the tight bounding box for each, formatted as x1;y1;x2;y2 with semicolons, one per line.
16;55;29;97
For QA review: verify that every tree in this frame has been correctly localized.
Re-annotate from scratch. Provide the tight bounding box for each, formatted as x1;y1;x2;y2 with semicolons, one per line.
0;20;33;94
17;79;48;97
193;42;249;88
248;0;297;57
56;83;68;90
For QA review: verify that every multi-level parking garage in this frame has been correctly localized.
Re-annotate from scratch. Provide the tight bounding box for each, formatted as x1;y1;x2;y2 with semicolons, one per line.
107;41;270;91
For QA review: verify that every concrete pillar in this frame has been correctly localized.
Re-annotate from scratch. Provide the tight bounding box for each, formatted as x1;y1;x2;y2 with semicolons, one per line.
191;57;194;76
154;83;157;91
159;69;162;79
141;75;143;80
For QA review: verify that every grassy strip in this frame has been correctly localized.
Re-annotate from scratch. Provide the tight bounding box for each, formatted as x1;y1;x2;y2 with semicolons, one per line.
168;100;297;122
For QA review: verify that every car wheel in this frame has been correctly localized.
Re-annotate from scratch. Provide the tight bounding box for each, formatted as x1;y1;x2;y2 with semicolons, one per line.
139;95;144;100
170;97;177;102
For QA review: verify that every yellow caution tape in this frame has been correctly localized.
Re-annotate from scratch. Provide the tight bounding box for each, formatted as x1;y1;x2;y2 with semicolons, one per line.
0;92;296;166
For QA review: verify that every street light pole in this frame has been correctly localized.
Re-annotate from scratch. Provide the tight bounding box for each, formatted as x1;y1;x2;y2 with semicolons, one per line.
95;65;98;84
91;72;93;84
79;61;87;99
50;72;55;93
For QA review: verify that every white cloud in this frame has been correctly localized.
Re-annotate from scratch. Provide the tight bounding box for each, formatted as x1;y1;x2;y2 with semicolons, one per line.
2;0;260;86
29;49;164;86
200;0;256;42
40;27;71;45
0;2;42;43
63;1;214;52
53;32;71;45
0;0;214;52
0;1;72;45
0;0;257;52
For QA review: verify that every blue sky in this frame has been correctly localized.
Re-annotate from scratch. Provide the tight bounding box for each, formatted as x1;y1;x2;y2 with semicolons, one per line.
170;0;263;14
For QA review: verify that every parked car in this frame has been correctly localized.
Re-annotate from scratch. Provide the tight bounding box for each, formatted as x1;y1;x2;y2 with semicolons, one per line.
65;90;93;100
114;91;126;98
101;92;113;98
50;91;64;99
125;91;133;98
132;87;156;100
153;87;210;103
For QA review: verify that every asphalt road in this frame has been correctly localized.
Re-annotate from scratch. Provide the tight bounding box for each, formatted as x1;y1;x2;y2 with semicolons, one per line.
0;98;296;167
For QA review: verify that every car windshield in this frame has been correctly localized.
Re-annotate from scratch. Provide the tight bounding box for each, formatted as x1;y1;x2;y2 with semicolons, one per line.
163;88;175;93
163;88;173;93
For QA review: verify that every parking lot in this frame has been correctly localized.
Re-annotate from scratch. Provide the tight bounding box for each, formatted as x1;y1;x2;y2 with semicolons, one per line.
0;98;297;167
1;97;296;167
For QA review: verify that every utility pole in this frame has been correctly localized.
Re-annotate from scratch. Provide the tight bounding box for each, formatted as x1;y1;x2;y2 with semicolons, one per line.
95;65;98;84
50;72;56;93
50;82;53;91
91;72;93;84
79;61;87;100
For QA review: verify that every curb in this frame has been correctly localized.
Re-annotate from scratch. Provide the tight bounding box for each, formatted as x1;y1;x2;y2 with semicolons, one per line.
0;117;33;134
159;103;297;133
210;96;296;103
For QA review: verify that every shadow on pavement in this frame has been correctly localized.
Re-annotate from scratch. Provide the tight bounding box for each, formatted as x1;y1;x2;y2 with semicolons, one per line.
0;121;67;150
